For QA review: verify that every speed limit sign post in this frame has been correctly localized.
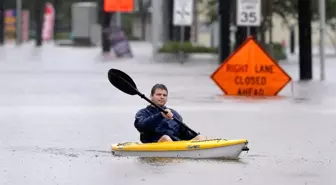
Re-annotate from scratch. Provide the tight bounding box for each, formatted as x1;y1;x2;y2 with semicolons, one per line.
236;0;261;37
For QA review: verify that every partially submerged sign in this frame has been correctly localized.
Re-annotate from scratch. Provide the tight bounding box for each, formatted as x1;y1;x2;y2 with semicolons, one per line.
211;36;291;96
107;25;133;58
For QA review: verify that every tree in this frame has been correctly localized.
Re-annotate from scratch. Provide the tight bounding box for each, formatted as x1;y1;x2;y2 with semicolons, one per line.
197;0;296;44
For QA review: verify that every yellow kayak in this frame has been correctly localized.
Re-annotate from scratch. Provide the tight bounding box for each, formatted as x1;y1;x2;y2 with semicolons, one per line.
111;138;249;159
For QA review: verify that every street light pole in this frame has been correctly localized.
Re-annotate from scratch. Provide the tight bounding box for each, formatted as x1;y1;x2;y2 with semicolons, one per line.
319;0;326;81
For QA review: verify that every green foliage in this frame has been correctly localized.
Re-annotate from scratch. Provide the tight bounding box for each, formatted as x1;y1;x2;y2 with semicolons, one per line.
201;0;336;29
197;0;218;25
158;41;287;61
121;14;135;38
262;42;287;61
313;0;336;30
158;42;217;53
200;0;295;26
55;32;71;40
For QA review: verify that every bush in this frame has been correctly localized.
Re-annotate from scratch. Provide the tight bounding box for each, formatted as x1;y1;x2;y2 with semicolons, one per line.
158;41;287;61
262;42;287;61
127;35;141;41
158;41;217;53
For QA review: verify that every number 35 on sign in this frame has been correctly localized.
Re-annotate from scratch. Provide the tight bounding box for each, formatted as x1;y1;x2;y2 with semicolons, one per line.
237;0;261;26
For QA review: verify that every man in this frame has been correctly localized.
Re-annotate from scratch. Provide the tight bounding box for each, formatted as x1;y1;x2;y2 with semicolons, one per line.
134;83;207;143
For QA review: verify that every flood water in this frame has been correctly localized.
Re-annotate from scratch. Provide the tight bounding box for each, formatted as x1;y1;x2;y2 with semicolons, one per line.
0;43;335;185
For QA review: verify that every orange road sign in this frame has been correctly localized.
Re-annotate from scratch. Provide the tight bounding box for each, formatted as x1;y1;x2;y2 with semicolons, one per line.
104;0;134;12
211;36;292;96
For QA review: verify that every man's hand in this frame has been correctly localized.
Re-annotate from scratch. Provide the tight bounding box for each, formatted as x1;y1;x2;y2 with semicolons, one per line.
161;109;174;119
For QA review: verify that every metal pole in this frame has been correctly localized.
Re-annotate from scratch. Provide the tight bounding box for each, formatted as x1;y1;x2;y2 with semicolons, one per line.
180;25;184;63
35;0;43;46
16;0;22;45
247;26;250;38
101;11;112;53
218;0;231;63
116;12;121;27
151;0;161;55
319;0;326;81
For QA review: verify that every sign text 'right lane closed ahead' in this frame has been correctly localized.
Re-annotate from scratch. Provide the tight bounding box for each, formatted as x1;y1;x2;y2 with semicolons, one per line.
211;36;292;97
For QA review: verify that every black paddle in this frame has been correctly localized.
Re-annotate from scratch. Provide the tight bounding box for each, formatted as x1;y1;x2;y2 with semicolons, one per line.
107;68;199;136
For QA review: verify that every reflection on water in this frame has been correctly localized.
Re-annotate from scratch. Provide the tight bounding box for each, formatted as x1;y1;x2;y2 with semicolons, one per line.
137;157;183;166
136;156;250;166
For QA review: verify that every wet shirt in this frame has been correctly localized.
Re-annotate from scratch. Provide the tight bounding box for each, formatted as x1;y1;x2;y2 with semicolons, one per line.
134;105;196;143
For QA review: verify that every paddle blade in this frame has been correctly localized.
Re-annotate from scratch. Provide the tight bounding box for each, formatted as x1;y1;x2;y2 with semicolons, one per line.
108;68;139;96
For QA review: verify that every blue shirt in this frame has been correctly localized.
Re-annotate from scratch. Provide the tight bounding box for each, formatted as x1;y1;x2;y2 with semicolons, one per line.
134;105;196;143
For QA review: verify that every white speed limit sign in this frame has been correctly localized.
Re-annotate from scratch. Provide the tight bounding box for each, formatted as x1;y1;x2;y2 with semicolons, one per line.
236;0;261;26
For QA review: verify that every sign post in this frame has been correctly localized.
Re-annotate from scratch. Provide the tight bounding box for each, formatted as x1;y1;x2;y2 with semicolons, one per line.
173;0;193;63
236;0;261;38
319;0;326;81
211;36;291;97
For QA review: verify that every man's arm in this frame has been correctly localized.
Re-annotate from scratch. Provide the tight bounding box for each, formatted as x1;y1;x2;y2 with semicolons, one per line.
134;109;163;132
173;109;198;140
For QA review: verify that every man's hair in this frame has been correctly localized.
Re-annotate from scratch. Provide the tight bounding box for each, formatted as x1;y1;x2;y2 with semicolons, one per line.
150;83;168;96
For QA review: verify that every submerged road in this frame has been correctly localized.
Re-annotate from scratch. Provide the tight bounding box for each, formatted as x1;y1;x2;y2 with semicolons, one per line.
0;42;335;185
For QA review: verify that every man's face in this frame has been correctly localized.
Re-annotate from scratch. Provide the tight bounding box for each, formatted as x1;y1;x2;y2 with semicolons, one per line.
150;88;168;107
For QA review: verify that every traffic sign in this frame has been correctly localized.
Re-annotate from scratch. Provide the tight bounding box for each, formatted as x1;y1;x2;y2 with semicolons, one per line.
211;36;291;96
236;0;261;26
104;0;134;12
173;0;193;26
